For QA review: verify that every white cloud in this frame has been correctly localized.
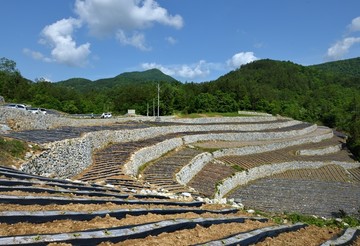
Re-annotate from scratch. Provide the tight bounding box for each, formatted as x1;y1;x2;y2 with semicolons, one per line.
165;36;177;45
325;16;360;61
23;48;52;63
116;30;151;51
74;0;183;37
141;60;214;80
348;16;360;32
227;51;258;69
40;18;91;67
32;0;182;66
326;37;360;61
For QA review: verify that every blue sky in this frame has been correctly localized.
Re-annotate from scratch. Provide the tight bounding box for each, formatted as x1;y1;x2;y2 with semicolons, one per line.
1;0;360;83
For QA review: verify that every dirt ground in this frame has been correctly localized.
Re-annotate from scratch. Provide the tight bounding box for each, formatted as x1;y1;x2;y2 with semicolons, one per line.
0;201;352;246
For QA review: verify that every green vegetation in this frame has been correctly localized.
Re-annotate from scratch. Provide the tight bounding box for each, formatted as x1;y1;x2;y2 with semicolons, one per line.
284;212;360;228
1;56;360;159
0;137;27;167
231;164;245;172
0;137;27;158
310;57;360;78
253;209;360;228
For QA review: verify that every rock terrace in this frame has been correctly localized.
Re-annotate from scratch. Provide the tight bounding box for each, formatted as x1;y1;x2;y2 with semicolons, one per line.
0;111;359;245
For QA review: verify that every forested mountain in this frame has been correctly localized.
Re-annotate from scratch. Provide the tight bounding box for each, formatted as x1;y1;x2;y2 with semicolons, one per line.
56;68;179;92
0;57;360;159
310;57;360;78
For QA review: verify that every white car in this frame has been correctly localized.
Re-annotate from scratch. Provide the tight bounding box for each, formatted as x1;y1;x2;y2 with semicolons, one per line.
6;104;27;110
28;108;47;115
101;112;112;118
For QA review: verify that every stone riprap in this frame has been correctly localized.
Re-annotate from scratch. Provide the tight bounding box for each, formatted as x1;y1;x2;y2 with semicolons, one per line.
164;115;280;124
22;121;313;178
21;120;310;179
296;144;342;156
176;152;213;185
0;107;154;131
1;106;284;131
182;123;317;144
175;126;333;187
124;137;184;176
214;161;360;199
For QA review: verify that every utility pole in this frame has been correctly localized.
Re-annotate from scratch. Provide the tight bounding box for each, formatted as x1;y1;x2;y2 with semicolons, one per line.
153;98;155;117
146;102;149;117
156;82;161;122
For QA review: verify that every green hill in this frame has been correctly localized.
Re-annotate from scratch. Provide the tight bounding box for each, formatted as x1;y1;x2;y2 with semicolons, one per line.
117;69;178;82
56;69;179;92
309;57;360;77
55;78;93;91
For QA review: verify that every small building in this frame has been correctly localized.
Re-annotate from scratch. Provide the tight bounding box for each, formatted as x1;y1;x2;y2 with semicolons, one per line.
126;109;136;116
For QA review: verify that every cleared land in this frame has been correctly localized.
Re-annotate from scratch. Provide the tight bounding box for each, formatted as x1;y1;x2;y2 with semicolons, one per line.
0;114;359;245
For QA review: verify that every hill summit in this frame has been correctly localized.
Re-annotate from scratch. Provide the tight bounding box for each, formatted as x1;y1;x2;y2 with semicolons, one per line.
56;68;179;92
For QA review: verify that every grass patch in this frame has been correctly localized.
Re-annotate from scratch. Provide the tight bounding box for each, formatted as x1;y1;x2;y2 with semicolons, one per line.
266;211;360;228
284;212;360;228
243;208;360;228
0;137;28;167
231;164;245;172
0;137;27;157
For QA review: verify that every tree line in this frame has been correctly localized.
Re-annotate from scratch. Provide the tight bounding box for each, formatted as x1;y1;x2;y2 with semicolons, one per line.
0;57;359;159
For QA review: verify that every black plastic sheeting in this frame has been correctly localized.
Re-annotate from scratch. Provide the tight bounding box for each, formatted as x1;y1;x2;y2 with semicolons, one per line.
0;216;268;245
0;208;239;224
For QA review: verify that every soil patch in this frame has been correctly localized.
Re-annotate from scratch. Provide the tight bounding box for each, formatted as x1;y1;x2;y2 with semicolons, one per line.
105;221;274;246
0;211;251;236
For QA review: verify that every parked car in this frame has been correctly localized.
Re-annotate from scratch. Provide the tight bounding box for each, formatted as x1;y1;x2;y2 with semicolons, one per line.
101;112;112;118
6;104;27;110
27;107;47;115
38;108;47;115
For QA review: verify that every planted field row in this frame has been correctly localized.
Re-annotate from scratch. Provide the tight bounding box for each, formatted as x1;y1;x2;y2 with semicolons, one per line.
228;178;360;218
271;164;357;183
218;135;355;171
142;147;203;193
76;130;252;184
2;122;149;144
188;161;235;197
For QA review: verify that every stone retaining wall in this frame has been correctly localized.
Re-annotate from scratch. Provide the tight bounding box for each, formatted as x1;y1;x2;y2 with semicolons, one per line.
237;110;273;116
0;107;152;130
0;107;279;131
124;138;184;176
164;116;278;124
296;144;342;156
21;121;302;179
183;123;317;144
214;161;360;199
175;127;333;186
212;128;332;158
176;152;213;185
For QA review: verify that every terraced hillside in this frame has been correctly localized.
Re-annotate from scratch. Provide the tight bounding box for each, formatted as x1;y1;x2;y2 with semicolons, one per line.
0;112;359;245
